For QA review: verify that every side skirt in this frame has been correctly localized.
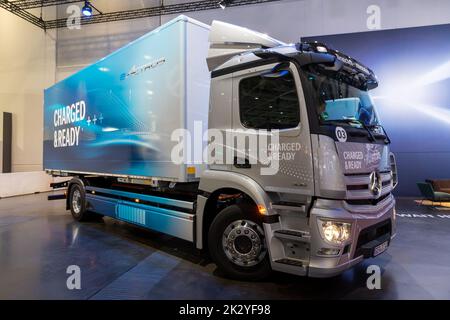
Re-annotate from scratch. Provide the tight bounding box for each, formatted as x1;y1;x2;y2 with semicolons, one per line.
85;186;195;242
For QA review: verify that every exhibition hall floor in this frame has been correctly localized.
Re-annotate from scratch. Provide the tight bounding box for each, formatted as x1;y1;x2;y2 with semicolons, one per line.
0;193;449;299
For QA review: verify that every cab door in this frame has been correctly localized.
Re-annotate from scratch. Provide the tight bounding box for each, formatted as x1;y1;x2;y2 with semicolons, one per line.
230;62;314;198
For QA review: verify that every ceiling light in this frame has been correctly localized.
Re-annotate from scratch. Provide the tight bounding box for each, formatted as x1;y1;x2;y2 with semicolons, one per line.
218;0;231;10
82;1;93;17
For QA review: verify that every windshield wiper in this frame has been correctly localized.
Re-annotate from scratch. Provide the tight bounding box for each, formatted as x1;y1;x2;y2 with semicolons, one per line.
359;121;376;142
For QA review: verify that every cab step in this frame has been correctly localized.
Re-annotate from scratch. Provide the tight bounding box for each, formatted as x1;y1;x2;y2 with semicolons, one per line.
272;202;306;213
274;258;304;267
274;229;310;242
272;258;308;276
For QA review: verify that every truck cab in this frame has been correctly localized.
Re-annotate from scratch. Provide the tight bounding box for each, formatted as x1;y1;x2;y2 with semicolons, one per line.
195;21;397;278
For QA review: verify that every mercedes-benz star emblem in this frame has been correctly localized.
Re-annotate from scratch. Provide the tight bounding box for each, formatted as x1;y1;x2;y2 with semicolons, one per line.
369;171;382;198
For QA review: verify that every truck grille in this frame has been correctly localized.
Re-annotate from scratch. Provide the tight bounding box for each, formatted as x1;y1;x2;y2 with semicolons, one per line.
346;193;390;206
344;171;393;201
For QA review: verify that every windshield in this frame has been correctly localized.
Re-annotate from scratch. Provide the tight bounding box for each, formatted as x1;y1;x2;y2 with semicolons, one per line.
304;68;379;127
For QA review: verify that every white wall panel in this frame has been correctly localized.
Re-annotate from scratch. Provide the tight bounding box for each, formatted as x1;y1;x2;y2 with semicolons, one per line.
0;8;56;173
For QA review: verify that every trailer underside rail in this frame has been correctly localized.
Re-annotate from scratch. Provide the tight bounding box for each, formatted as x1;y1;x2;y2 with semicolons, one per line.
50;181;69;189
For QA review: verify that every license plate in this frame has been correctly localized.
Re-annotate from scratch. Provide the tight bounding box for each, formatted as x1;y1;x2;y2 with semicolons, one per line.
373;241;389;256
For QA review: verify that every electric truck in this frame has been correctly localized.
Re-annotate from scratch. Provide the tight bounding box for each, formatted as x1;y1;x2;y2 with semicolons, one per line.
44;16;398;280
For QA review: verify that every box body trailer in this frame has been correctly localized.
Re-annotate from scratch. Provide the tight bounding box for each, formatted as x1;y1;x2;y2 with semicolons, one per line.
44;16;210;182
45;15;398;280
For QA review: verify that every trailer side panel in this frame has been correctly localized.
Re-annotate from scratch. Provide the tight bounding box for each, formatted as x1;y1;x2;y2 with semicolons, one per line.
43;16;210;182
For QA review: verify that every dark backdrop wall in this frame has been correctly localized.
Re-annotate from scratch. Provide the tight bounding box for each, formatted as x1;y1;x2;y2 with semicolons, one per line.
303;24;450;196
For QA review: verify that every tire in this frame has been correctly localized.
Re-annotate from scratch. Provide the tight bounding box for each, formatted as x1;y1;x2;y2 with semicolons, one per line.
69;183;90;221
208;203;272;281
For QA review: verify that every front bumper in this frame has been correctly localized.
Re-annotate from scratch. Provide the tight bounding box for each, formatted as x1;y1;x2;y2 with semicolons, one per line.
308;195;396;278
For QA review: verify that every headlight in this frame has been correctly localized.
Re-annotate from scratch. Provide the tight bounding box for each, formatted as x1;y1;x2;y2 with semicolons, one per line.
318;219;352;244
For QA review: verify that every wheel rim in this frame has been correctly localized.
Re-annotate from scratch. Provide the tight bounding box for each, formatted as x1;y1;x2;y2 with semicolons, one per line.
72;189;82;215
222;219;267;267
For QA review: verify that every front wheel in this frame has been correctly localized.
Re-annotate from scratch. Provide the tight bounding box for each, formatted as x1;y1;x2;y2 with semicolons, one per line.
208;204;271;280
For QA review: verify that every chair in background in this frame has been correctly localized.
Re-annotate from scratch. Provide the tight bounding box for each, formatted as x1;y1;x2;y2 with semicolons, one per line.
417;182;450;206
426;179;450;194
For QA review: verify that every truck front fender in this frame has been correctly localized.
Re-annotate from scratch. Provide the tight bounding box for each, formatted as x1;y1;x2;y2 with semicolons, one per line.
199;170;274;214
196;170;275;249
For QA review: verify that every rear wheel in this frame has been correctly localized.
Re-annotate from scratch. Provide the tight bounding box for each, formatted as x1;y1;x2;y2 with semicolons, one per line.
208;204;271;280
69;184;91;221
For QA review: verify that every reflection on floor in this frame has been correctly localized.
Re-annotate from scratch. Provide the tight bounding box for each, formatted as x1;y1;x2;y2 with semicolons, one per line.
0;193;449;299
413;199;450;209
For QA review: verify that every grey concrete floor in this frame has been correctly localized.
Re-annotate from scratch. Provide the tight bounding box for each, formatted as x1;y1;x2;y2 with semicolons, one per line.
0;192;449;299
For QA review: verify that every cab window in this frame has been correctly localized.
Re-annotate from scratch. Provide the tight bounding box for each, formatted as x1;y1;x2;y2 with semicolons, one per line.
239;70;300;130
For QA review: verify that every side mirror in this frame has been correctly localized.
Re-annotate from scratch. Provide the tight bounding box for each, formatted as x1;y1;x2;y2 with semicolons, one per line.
261;69;290;78
260;61;291;78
